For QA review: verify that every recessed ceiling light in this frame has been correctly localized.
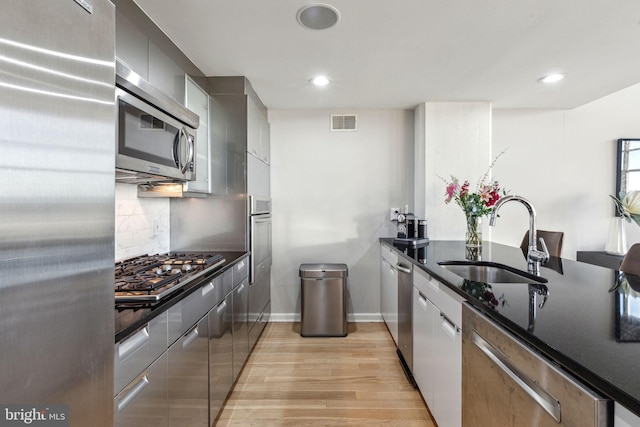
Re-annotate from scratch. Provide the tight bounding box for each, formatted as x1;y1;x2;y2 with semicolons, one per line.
538;73;566;84
297;4;340;30
310;75;331;87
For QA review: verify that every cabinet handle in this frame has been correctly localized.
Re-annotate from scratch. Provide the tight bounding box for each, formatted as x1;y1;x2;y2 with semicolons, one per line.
119;325;149;362
396;264;411;274
117;373;149;413
202;282;215;297
440;313;457;338
237;283;245;294
216;300;228;315
417;291;428;310
472;330;562;422
182;326;200;349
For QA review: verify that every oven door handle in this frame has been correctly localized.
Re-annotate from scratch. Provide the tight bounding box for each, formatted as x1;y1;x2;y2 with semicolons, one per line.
472;330;562;422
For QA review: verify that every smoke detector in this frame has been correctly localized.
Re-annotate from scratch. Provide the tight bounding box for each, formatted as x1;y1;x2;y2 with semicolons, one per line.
297;4;340;30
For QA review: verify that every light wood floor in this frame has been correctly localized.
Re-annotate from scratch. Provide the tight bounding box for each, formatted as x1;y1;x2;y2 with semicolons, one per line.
216;322;436;426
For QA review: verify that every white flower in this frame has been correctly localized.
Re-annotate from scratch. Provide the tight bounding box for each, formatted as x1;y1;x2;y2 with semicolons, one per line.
611;191;640;228
622;191;640;215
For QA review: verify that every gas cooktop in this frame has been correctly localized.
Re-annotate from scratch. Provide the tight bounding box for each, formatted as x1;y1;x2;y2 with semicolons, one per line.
114;252;226;304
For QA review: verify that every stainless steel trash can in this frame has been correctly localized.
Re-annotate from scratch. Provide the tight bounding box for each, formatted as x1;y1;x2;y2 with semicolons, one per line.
300;263;348;337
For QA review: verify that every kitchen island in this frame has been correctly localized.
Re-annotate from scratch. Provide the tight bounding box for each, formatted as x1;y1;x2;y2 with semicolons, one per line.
381;238;640;418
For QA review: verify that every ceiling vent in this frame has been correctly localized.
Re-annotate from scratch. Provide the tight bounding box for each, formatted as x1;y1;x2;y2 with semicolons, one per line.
331;114;357;131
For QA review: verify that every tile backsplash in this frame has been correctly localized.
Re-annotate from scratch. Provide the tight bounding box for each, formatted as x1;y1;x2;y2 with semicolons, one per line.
115;183;170;261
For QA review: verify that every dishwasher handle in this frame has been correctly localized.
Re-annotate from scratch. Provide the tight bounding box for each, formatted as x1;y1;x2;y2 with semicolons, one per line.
472;329;562;423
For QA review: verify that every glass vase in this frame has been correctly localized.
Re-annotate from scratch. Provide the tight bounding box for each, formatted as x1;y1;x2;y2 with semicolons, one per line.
605;216;627;255
465;214;482;248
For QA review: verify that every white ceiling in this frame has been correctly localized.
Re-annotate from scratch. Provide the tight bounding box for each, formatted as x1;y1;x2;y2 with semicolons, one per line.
133;0;640;110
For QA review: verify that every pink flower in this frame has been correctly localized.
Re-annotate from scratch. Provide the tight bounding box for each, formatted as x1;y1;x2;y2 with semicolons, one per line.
460;181;470;197
480;185;492;203
445;182;459;203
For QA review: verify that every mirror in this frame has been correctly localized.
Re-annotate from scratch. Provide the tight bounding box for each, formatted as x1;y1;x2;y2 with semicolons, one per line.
616;138;640;196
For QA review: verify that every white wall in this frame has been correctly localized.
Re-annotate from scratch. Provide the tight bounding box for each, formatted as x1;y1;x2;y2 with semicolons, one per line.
416;102;493;241
492;83;640;259
114;183;170;261
269;109;414;321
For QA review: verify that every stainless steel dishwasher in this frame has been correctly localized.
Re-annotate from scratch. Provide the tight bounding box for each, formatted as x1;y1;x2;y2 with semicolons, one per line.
462;303;611;426
396;261;414;384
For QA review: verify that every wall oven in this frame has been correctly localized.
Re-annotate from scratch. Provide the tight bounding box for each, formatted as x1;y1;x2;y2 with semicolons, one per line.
115;59;199;183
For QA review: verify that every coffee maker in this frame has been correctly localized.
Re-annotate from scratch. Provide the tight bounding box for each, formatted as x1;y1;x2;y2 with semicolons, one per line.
392;205;429;247
395;210;412;239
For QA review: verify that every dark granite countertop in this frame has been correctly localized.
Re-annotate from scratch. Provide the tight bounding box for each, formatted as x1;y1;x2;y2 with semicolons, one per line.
115;251;248;343
381;238;640;417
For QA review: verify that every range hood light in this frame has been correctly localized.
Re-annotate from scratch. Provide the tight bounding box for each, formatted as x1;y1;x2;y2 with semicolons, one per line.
538;73;566;84
310;75;330;87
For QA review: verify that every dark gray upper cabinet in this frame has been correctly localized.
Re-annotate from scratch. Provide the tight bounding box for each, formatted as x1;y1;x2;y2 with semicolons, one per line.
115;8;149;80
209;93;247;196
114;0;203;106
204;76;269;196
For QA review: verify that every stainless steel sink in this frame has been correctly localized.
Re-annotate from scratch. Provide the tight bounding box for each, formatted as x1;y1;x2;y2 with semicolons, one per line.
437;261;548;284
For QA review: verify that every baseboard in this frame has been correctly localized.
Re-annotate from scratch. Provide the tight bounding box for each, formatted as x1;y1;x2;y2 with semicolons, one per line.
268;313;383;322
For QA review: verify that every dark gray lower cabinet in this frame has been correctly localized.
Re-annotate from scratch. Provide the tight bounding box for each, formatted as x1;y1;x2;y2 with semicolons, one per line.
114;352;169;427
232;278;249;381
250;300;270;351
248;266;271;351
209;293;234;424
168;316;209;426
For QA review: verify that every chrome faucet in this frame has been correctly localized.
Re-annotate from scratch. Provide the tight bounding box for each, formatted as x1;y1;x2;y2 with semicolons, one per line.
489;195;549;274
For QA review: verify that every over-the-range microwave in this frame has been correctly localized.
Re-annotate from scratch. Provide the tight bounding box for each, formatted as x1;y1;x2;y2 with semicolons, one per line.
115;59;199;183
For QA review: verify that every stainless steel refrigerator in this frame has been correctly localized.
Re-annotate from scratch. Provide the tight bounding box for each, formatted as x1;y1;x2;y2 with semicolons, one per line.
0;1;115;425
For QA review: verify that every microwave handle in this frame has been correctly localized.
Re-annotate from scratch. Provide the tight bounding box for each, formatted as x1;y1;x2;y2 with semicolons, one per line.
182;128;196;173
176;126;195;174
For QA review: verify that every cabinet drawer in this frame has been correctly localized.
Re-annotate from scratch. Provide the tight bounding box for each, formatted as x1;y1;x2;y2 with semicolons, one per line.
168;278;221;345
115;312;168;396
168;316;209;426
249;266;270;323
114;351;168;426
414;268;464;326
381;243;398;265
232;258;249;288
249;300;270;351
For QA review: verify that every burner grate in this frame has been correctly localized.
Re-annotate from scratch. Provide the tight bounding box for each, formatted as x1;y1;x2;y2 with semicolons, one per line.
114;252;226;302
115;270;182;293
